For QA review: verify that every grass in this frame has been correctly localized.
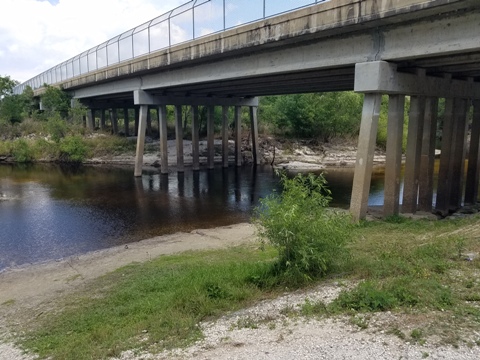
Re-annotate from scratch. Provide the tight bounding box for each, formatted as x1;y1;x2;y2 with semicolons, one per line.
12;215;480;359
20;246;278;359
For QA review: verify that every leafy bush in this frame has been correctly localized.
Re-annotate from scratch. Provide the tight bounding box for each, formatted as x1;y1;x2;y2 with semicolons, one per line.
253;172;353;286
46;115;68;143
59;135;88;163
11;139;33;163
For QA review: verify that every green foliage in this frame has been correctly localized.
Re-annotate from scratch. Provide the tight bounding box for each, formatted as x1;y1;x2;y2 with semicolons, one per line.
46;116;68;142
254;172;353;286
59;136;88;163
259;92;363;141
0;75;19;98
41;85;71;118
11;139;33;163
376;95;410;151
0;95;25;123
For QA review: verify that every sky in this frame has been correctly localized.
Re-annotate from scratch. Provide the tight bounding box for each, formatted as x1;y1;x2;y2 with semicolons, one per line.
1;0;321;85
0;0;186;83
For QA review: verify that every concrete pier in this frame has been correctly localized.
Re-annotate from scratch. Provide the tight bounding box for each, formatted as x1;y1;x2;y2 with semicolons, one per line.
175;105;184;172
350;93;382;221
159;105;168;174
402;94;426;214
207;105;215;169
383;94;405;217
123;108;129;136
111;109;119;134
134;105;148;177
192;106;200;171
235;106;242;167
418;97;439;212
465;100;480;205
222;106;229;168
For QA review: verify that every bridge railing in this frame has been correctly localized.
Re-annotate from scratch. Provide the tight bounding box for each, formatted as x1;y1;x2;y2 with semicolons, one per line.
14;0;327;95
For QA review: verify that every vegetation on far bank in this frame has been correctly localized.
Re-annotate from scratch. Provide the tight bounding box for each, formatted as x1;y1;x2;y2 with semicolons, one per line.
2;173;479;359
2;73;459;165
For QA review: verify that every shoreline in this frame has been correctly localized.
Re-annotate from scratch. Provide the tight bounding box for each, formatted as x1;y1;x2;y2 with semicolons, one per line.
0;223;256;306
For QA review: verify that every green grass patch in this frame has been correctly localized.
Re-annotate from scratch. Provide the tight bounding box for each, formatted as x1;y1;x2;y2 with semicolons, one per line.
20;247;277;359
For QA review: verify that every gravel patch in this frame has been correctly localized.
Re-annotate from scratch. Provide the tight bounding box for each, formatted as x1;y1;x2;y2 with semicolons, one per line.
113;282;480;360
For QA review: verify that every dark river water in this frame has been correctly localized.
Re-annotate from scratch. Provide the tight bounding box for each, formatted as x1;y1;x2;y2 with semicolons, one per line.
0;163;391;271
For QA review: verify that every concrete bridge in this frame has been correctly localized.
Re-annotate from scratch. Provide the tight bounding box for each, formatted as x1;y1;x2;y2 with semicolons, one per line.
14;0;480;220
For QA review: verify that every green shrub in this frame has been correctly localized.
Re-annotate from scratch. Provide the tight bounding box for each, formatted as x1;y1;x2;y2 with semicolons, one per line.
59;135;88;163
46;115;67;143
32;138;59;160
11;139;33;163
253;172;353;286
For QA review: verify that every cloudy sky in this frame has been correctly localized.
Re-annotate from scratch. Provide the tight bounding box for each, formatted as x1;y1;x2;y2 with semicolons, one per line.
1;0;320;85
0;0;186;83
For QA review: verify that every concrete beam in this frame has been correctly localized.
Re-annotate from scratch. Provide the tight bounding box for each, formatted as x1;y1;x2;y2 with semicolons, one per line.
134;90;259;107
355;61;480;99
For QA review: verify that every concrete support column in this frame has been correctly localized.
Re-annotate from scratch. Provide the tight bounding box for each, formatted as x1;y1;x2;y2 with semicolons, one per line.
100;109;106;130
418;97;439;211
134;105;148;177
250;106;260;165
86;108;95;131
123;108;129;137
383;95;405;217
191;106;200;171
175;105;184;172
158;105;168;174
222;106;229;168
146;108;152;137
134;107;140;136
350;93;382;221
234;106;242;167
402;95;426;213
465;100;480;205
111;108;119;134
436;98;455;215
449;98;469;210
207;105;215;169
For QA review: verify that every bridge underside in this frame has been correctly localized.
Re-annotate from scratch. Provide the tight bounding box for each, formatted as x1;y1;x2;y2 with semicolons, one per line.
45;0;480;220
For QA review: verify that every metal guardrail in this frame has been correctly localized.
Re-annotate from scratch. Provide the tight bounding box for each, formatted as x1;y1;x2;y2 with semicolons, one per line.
13;0;327;95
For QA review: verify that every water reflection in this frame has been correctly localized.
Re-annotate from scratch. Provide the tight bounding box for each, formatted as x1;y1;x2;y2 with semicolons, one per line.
0;164;281;271
1;162;416;271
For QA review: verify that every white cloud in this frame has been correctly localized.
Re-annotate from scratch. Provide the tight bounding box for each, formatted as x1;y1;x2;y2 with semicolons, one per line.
0;0;187;83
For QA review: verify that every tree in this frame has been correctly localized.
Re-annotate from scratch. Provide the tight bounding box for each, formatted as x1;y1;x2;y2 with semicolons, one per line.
41;85;71;118
259;92;363;141
0;75;19;99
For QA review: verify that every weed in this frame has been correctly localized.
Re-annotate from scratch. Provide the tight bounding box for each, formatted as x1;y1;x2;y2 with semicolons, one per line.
410;328;425;344
349;315;369;329
301;299;328;317
388;327;406;340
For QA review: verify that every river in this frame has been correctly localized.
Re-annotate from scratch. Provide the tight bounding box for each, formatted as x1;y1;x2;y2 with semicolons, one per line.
0;163;393;271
